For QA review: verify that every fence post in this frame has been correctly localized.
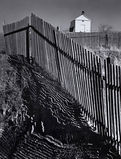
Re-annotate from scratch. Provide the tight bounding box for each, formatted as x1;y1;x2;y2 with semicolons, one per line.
26;25;30;62
105;34;108;48
53;29;61;83
105;57;112;139
107;57;110;64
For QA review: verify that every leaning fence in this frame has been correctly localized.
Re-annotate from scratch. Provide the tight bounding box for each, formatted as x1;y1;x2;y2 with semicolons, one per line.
3;13;121;155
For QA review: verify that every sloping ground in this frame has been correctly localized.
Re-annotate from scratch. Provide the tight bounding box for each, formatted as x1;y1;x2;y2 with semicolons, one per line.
0;121;29;159
0;55;120;159
12;134;83;159
12;133;101;159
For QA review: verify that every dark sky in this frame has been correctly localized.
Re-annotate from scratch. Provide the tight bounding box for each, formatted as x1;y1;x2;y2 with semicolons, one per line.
0;0;121;32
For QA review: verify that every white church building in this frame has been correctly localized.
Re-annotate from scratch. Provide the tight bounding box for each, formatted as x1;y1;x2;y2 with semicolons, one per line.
69;11;91;33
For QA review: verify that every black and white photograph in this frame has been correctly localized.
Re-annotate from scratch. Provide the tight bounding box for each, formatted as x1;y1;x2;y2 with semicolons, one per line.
0;0;121;158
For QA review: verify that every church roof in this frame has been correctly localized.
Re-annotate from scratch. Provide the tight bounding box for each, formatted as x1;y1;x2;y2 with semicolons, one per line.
76;14;90;21
74;11;91;21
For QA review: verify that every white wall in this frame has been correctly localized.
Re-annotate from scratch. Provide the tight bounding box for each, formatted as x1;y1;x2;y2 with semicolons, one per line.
75;20;91;32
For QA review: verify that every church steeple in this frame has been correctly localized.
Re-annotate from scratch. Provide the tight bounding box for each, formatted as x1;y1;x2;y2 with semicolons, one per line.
81;11;85;15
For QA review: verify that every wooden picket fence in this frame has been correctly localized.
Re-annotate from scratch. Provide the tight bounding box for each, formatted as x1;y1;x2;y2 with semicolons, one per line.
3;13;121;155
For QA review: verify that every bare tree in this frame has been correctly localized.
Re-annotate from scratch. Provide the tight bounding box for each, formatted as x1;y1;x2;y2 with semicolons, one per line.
98;24;112;33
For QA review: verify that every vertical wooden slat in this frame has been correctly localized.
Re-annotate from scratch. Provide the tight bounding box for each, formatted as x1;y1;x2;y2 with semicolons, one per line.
78;45;82;101
82;48;86;114
53;29;62;82
117;66;121;154
71;40;77;98
92;55;100;131
79;46;84;107
113;64;119;149
84;49;89;118
98;58;105;135
76;44;81;103
105;58;111;137
87;50;92;121
88;52;96;127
